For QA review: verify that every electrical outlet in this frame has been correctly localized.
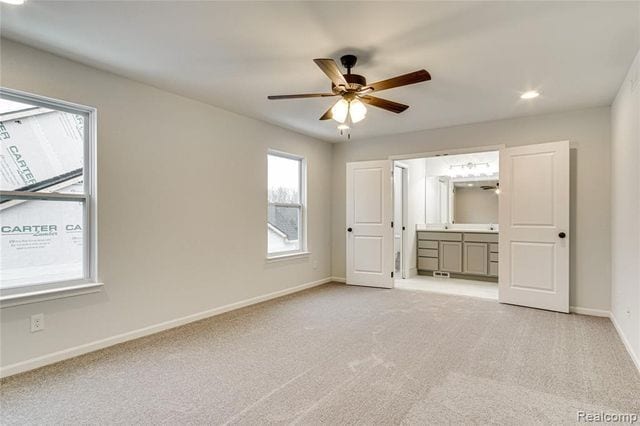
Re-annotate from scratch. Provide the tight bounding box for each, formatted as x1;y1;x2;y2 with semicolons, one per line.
30;313;44;332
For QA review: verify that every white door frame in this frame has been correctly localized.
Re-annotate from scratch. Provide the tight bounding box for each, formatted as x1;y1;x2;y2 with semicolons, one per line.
388;144;505;280
393;163;409;279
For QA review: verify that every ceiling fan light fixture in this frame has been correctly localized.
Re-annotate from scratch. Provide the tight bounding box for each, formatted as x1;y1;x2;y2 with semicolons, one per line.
331;99;349;123
349;99;367;123
520;90;540;99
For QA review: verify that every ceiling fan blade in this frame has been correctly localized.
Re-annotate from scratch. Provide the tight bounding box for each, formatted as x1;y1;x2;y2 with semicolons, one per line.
359;95;409;113
368;69;431;92
313;58;348;88
319;105;333;120
268;93;337;100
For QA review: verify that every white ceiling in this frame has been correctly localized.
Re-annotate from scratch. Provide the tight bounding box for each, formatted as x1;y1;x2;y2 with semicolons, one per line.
1;1;638;142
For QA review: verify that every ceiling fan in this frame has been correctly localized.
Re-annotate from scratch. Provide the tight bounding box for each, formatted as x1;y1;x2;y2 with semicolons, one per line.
267;54;431;129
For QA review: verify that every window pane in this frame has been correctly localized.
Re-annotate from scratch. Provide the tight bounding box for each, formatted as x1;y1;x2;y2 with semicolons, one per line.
268;154;300;204
1;199;84;289
0;98;85;194
267;204;300;254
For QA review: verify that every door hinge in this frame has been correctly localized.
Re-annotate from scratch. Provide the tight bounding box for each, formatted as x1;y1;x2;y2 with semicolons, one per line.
391;271;394;278
391;221;394;228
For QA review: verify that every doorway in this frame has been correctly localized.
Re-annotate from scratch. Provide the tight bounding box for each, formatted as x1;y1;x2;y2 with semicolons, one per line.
392;150;500;300
346;141;569;312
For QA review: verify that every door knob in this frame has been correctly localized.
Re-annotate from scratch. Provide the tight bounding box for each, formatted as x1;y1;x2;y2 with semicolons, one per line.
347;227;353;232
558;232;566;238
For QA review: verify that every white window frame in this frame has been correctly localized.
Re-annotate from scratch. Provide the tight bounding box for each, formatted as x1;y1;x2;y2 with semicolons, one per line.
0;88;100;307
267;149;308;259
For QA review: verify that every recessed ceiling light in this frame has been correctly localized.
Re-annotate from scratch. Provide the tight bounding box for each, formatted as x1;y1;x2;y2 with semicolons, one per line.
520;90;540;100
0;0;25;4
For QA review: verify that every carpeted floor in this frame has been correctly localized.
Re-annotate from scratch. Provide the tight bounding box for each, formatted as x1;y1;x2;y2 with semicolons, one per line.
1;283;639;424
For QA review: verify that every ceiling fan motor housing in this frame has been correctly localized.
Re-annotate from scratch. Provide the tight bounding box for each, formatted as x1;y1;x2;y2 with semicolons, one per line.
332;74;367;92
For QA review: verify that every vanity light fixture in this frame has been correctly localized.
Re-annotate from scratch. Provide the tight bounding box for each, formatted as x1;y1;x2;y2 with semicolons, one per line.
520;90;540;99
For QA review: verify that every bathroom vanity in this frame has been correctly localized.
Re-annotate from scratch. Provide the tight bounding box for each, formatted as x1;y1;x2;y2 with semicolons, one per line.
417;229;499;280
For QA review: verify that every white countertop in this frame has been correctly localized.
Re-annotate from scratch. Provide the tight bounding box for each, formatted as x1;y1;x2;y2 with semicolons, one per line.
416;225;498;234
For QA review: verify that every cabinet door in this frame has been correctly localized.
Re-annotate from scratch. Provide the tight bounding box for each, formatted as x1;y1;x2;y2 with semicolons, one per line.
439;241;462;273
464;242;488;275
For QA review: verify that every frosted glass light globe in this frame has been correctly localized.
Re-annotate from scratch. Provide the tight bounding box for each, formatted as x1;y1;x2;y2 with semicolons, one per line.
331;99;349;123
349;99;367;123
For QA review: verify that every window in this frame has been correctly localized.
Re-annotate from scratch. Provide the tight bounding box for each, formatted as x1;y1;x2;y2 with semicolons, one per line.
267;150;306;256
0;88;97;301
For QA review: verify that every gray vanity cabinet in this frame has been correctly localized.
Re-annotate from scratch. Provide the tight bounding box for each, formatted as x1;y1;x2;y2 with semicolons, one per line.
463;242;488;275
417;230;498;279
440;241;463;273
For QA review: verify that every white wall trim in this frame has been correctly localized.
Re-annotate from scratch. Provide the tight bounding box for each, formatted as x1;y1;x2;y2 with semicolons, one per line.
0;277;332;379
570;307;639;373
610;312;640;373
569;306;610;317
331;276;346;283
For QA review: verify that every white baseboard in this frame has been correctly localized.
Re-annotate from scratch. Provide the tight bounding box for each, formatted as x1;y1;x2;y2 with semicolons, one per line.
331;276;346;283
0;277;332;379
569;306;610;317
609;312;640;373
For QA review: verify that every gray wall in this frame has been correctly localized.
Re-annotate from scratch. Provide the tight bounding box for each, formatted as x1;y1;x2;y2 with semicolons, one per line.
333;106;612;311
611;49;640;364
0;40;333;369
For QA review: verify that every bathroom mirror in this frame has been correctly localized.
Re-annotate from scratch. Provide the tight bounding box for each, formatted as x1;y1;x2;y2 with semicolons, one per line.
452;179;499;224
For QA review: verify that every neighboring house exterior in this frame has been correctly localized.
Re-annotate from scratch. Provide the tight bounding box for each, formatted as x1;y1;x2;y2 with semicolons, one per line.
267;204;299;253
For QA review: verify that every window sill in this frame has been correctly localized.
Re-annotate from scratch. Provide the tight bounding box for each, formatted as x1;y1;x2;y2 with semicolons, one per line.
266;251;311;262
0;281;104;308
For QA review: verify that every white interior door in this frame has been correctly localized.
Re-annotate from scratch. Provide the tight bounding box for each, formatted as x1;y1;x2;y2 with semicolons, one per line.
499;141;570;312
346;160;394;288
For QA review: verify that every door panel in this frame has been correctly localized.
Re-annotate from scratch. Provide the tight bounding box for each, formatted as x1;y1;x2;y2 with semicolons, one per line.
499;141;569;312
354;168;383;223
440;241;462;273
353;236;383;273
510;242;555;291
464;242;488;275
511;153;555;226
346;160;393;288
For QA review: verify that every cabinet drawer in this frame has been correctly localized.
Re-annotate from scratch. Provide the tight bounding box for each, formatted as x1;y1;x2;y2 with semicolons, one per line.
489;243;499;253
418;257;438;271
418;232;462;241
418;248;438;258
489;261;498;276
463;233;499;243
489;252;499;262
418;240;438;249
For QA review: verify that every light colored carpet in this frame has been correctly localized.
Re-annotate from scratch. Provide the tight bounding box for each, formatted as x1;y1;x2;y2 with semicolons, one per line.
1;283;639;424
